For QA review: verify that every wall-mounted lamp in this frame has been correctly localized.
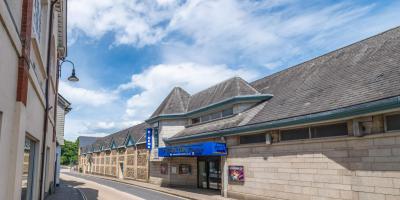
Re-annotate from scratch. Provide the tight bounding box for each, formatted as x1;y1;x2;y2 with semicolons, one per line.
60;59;79;82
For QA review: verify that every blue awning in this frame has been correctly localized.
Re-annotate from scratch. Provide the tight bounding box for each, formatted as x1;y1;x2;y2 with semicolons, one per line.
158;142;227;157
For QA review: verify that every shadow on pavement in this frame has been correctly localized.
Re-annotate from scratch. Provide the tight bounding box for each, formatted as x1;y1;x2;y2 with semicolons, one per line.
59;179;100;200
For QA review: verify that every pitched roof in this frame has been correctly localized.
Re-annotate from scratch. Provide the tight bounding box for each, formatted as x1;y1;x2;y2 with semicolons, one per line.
249;26;400;125
77;136;98;148
81;122;148;154
150;87;191;118
169;26;400;141
187;77;260;112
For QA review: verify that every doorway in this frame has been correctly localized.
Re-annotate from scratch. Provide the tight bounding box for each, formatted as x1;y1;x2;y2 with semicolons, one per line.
118;162;124;179
197;157;221;190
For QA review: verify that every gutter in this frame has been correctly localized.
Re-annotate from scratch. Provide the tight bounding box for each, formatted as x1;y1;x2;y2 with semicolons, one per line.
166;96;400;143
146;94;273;123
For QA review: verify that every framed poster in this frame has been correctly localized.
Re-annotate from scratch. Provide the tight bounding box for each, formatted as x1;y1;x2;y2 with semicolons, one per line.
160;163;168;175
179;164;192;174
228;166;244;183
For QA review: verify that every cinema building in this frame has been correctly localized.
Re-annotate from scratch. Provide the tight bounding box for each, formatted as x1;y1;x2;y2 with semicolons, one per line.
80;27;400;200
147;27;400;200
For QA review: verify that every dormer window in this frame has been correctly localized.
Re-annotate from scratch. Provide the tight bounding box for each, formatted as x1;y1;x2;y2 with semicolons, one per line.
222;108;233;117
190;107;234;125
192;118;200;124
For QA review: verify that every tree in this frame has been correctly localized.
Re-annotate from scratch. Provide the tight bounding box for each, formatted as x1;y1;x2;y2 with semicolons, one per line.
61;140;78;165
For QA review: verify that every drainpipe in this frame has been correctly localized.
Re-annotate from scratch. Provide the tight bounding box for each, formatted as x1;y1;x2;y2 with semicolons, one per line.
39;0;59;199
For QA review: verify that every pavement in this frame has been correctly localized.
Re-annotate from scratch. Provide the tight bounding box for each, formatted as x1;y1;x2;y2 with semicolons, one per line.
60;172;185;200
58;169;232;200
46;181;84;200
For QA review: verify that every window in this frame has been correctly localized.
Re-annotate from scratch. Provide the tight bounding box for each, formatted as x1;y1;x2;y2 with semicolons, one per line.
311;123;348;138
280;128;309;141
33;0;41;40
386;114;400;131
210;112;221;120
192;118;200;124
222;108;234;117
240;133;266;144
191;107;234;125
21;136;37;200
280;122;348;142
200;115;210;122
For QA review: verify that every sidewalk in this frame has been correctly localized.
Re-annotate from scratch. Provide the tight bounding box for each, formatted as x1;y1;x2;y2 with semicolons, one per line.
66;170;233;200
46;181;85;200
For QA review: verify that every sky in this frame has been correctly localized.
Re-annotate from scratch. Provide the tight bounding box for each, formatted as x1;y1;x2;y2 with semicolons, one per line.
61;0;400;141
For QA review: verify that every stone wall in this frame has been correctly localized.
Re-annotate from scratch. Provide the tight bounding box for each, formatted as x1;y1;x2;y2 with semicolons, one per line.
150;157;198;187
80;144;149;181
227;132;400;200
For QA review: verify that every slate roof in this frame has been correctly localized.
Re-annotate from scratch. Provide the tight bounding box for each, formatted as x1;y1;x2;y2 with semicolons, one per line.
150;87;191;118
249;26;400;125
170;26;400;140
77;136;98;148
149;77;261;120
187;77;260;112
81;122;148;154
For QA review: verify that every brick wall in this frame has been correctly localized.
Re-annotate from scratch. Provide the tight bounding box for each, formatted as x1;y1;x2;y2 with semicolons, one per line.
227;132;400;200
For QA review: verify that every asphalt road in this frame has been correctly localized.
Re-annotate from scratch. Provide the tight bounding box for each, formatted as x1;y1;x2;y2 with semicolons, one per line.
61;172;187;200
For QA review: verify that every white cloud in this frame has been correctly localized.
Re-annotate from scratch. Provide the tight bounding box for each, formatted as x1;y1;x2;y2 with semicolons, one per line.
67;0;399;69
68;0;179;46
59;81;118;107
120;63;259;120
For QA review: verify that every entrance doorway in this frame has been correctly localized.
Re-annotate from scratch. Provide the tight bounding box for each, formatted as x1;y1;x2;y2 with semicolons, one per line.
118;163;124;179
198;157;221;190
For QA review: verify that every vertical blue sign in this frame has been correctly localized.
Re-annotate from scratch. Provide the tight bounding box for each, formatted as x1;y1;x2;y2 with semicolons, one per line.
146;128;152;149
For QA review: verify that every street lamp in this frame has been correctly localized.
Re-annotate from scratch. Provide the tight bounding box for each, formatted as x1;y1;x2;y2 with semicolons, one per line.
60;59;79;82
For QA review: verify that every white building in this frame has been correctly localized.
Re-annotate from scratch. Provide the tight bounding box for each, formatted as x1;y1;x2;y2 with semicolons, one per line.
0;0;68;199
55;94;71;186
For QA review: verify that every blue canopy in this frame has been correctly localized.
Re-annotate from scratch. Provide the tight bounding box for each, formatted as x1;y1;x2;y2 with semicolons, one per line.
158;142;227;157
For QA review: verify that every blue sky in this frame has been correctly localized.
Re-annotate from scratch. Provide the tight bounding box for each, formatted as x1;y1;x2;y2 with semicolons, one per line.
62;0;400;141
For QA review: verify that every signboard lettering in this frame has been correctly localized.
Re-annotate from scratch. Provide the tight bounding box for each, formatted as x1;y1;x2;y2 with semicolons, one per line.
146;128;152;149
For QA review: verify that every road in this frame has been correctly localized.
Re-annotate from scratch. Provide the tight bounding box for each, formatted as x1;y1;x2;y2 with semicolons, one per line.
60;172;187;200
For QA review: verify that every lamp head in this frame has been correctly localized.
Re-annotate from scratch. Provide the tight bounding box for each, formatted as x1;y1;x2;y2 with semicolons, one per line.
68;68;79;82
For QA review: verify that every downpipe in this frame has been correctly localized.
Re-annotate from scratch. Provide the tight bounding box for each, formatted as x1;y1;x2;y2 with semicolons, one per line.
39;0;59;199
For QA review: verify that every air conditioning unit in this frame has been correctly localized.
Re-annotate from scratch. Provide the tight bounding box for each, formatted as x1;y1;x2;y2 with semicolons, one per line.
353;117;372;137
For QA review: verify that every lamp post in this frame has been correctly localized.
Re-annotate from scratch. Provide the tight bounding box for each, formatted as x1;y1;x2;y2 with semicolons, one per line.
59;59;79;82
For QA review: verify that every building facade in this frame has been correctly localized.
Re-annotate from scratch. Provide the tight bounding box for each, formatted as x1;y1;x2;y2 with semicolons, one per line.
79;123;150;182
55;94;71;186
79;27;400;200
0;0;67;199
147;27;400;200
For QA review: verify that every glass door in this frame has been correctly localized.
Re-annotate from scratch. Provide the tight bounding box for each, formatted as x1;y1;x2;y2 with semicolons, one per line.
208;160;221;190
198;157;221;190
198;161;208;189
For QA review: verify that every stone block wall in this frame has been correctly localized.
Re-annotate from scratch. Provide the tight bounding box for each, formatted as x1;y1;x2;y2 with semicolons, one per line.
150;157;197;187
226;132;400;200
79;145;149;181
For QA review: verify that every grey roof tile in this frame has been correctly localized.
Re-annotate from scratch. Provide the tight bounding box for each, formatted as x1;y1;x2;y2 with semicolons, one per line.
82;122;149;152
150;87;191;118
77;136;98;148
187;77;259;112
249;26;400;125
170;26;400;140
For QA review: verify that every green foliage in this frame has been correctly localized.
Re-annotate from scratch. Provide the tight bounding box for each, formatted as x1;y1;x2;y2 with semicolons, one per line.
61;140;78;165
